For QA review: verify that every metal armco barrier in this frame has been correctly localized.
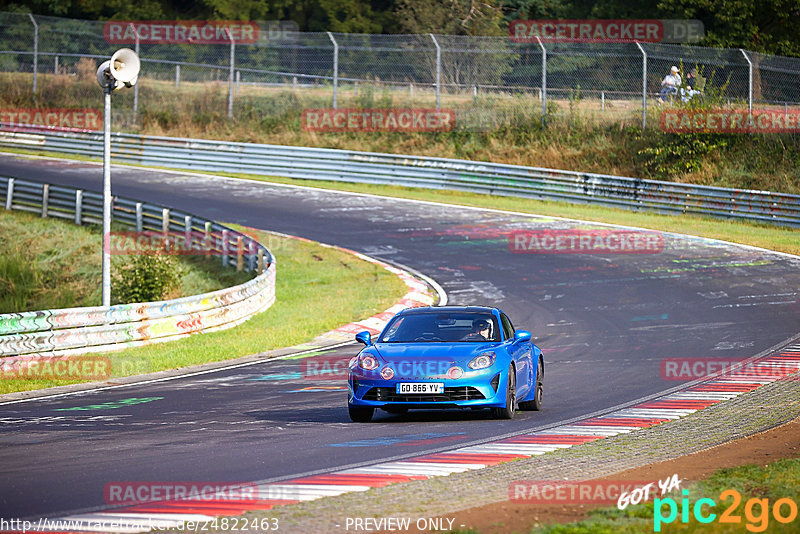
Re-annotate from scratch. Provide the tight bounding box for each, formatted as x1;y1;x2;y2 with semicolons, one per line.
1;125;799;228
0;175;276;358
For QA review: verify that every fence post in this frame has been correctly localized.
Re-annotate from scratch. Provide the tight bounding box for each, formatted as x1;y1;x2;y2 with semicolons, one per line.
129;23;140;114
257;248;264;274
740;49;753;113
327;32;339;109
54;55;58;75
236;236;244;271
41;184;49;218
4;178;14;210
175;64;180;87
429;34;441;110
635;41;647;129
226;28;235;119
75;189;83;225
535;36;547;123
28;14;38;94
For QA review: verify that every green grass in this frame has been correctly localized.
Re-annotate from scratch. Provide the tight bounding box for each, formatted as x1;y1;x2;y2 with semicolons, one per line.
0;227;408;394
0;209;251;313
534;458;800;533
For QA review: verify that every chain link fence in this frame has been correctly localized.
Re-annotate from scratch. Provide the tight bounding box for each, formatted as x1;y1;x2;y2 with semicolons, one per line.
2;11;800;130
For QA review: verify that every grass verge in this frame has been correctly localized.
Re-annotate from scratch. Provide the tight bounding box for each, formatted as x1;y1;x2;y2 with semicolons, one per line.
2;72;799;194
0;227;408;394
534;458;800;533
0;209;251;313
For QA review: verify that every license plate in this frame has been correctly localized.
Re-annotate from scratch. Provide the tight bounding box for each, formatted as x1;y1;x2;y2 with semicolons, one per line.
396;382;444;394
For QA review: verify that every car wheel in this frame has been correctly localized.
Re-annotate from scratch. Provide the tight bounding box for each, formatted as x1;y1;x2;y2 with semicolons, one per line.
519;361;543;411
491;365;516;420
348;404;374;422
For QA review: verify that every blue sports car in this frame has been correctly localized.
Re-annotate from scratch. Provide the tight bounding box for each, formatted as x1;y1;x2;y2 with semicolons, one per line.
347;306;544;422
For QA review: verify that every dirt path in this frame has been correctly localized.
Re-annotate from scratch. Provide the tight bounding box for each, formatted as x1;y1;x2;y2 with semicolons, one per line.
447;415;800;533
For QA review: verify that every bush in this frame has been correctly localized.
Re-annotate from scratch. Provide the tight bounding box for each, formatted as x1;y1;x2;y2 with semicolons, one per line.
112;253;182;304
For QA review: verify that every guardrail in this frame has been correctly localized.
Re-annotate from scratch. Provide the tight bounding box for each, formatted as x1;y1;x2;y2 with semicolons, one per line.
0;175;276;358
1;124;799;228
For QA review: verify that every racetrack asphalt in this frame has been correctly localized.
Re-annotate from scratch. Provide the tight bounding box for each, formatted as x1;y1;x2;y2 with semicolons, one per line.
1;153;799;521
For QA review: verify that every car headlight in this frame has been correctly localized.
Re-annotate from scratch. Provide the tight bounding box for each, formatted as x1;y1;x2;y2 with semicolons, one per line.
468;352;496;370
359;354;379;370
380;366;395;380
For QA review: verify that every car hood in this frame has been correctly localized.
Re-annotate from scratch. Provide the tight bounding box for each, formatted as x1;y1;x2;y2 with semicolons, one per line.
373;342;500;364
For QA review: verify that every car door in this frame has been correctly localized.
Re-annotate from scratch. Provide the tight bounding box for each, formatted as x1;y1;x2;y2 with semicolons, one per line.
501;313;532;398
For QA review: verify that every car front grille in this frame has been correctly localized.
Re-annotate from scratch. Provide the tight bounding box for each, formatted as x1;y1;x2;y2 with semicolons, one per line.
363;386;486;403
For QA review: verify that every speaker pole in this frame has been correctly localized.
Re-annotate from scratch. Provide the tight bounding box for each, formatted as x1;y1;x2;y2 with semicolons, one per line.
102;85;112;307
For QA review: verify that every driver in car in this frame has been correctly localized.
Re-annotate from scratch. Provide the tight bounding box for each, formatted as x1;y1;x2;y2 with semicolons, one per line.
464;319;491;341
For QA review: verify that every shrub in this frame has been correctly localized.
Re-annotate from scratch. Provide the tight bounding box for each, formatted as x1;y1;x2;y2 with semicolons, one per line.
111;253;182;304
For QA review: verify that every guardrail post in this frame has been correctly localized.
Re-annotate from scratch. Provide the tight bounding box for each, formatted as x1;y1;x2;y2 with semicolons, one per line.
221;229;230;267
175;64;180;87
535;36;547;123
5;178;14;210
327;32;339;109
184;215;192;251
135;202;143;232
41;184;49;218
248;240;256;271
75;189;83;224
740;49;753;113
161;208;170;234
635;41;647;129
204;221;212;252
236;236;244;271
429;34;441;110
28;14;38;94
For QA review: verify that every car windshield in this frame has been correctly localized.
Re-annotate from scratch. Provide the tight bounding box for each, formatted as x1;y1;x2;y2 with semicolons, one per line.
378;312;501;343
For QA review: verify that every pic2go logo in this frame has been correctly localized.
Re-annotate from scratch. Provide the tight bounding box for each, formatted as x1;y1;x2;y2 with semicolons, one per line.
653;489;799;532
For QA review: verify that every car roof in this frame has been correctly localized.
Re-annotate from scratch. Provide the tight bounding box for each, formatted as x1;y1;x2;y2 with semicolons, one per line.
398;306;500;315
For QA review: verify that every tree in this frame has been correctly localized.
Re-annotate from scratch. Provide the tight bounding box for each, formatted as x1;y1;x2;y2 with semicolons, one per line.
657;0;800;56
395;0;506;36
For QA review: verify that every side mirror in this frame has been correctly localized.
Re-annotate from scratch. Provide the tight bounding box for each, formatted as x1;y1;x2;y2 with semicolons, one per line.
355;331;372;346
514;330;532;343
